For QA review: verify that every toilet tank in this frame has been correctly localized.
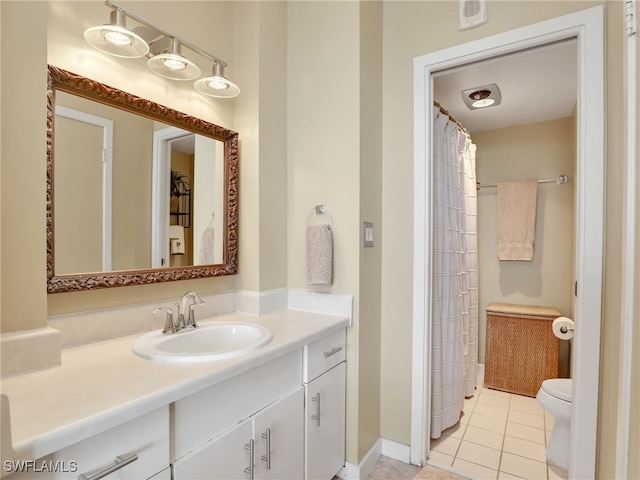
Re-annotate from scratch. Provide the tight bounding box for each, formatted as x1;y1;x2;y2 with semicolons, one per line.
484;302;562;397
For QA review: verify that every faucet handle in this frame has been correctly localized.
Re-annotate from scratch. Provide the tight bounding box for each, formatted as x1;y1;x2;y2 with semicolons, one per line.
186;304;199;329
153;307;175;334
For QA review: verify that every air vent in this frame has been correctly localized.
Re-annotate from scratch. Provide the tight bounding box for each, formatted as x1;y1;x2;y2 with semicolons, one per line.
458;0;487;30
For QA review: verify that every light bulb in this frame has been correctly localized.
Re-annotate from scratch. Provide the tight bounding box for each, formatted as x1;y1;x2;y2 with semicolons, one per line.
163;57;187;71
103;29;133;46
207;78;228;90
472;98;495;108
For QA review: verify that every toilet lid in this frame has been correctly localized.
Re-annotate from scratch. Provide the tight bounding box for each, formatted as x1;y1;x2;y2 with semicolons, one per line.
542;378;572;402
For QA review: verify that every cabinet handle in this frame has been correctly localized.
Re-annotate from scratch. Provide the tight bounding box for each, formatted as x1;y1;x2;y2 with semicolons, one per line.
77;454;138;480
243;439;255;479
323;346;343;358
260;428;271;470
311;393;321;426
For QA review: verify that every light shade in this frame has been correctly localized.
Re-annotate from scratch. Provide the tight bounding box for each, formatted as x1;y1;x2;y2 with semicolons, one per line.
194;62;240;98
147;39;201;81
84;9;149;58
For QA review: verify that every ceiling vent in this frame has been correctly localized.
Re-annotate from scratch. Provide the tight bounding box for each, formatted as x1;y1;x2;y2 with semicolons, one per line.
458;0;487;30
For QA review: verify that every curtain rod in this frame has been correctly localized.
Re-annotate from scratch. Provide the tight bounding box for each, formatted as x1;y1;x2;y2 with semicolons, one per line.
476;175;569;191
434;101;466;132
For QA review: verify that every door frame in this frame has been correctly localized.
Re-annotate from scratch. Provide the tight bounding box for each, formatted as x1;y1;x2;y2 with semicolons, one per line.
411;7;604;479
151;126;193;268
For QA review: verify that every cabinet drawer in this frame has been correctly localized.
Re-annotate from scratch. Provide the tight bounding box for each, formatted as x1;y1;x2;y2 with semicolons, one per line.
7;407;169;480
303;329;345;383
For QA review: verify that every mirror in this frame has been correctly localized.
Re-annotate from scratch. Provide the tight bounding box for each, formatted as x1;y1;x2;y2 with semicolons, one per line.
47;65;238;293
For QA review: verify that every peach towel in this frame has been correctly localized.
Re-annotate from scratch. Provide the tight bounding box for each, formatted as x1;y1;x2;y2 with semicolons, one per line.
306;224;333;285
497;179;538;261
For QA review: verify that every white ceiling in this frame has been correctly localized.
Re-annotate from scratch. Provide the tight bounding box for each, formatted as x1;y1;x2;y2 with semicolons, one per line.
433;38;577;133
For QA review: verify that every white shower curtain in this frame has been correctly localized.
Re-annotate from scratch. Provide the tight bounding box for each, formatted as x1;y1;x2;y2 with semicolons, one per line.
430;106;478;439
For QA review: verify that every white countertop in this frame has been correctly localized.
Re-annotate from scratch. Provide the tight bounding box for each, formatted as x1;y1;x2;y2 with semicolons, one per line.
0;309;348;462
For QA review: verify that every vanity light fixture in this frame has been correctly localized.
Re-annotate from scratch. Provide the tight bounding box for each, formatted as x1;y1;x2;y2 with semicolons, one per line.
461;83;501;110
84;8;150;58
84;0;239;98
194;62;241;98
147;38;201;81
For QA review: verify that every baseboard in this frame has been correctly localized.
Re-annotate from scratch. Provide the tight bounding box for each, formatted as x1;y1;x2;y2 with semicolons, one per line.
381;438;411;463
335;438;382;479
334;437;413;479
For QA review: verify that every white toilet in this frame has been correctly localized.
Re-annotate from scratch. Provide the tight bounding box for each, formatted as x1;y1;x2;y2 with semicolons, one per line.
536;378;572;470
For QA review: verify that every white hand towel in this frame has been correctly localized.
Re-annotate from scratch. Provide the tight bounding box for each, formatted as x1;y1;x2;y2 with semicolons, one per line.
306;224;333;285
497;179;538;261
198;227;215;265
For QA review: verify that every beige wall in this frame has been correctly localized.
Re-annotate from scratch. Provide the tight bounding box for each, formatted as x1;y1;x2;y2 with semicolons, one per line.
473;118;575;366
287;1;366;462
379;1;629;478
1;1;49;333
358;1;383;460
252;2;289;292
0;0;636;475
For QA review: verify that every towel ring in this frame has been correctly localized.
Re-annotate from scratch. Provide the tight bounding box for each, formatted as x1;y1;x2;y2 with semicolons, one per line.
307;204;333;227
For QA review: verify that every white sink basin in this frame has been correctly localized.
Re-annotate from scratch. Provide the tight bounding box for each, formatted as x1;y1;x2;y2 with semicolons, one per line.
132;322;273;364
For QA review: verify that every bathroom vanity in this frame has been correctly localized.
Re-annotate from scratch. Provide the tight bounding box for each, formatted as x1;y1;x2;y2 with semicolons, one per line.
1;310;348;480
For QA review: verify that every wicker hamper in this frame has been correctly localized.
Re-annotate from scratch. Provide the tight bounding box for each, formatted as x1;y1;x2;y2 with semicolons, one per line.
484;303;561;397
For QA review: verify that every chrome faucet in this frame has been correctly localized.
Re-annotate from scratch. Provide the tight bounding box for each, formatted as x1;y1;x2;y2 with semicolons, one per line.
153;292;205;334
176;291;204;330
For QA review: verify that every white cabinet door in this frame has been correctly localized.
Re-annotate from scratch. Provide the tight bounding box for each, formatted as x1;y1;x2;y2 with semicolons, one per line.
173;388;304;480
172;419;253;480
305;362;346;480
253;387;304;480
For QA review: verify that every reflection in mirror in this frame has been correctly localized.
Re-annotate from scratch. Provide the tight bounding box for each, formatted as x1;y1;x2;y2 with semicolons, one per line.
151;125;225;269
47;65;238;293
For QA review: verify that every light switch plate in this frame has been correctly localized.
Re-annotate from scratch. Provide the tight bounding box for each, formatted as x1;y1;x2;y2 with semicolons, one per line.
364;222;374;248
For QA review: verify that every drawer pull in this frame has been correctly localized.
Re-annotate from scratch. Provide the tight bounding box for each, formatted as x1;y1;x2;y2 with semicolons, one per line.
323;346;343;358
260;428;271;470
243;439;255;479
77;454;138;480
311;393;321;426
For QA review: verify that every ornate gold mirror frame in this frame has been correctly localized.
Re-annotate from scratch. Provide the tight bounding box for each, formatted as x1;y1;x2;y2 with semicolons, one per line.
47;65;238;293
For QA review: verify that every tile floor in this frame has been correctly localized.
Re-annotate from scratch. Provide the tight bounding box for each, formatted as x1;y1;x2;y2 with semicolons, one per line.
366;455;465;480
429;378;569;480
